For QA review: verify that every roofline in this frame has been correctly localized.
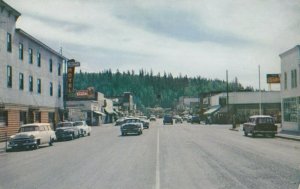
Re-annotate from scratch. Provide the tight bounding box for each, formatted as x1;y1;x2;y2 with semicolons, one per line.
0;0;21;20
15;28;67;59
279;45;300;58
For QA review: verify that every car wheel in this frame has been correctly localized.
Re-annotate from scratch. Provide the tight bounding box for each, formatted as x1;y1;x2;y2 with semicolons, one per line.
49;138;53;146
34;144;39;150
71;134;74;140
252;132;256;138
271;134;275;138
88;132;90;136
244;131;248;136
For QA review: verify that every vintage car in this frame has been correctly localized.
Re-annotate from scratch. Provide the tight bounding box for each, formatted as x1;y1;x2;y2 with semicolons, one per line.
139;116;150;129
243;115;277;137
149;115;156;121
191;116;201;124
174;115;183;123
73;121;91;136
163;115;173;125
55;122;80;140
8;123;56;150
120;118;143;135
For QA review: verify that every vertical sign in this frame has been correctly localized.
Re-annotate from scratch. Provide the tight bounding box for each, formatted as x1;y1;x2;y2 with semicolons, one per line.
67;67;75;93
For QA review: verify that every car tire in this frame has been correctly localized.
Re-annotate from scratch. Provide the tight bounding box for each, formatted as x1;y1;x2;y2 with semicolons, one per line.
252;132;256;138
49;138;53;146
88;132;90;136
34;144;39;150
244;131;248;136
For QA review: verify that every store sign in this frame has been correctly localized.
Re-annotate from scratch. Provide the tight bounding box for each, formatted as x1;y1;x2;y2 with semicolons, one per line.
76;90;89;97
67;59;80;67
67;67;75;93
267;74;280;84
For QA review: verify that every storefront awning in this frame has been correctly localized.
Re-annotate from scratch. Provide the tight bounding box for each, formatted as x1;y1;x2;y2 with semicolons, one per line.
93;111;105;116
203;105;221;115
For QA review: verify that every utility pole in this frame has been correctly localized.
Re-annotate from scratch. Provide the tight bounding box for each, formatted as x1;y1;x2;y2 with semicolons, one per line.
259;65;262;115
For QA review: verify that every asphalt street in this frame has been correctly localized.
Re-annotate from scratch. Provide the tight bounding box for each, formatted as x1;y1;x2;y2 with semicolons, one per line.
0;120;299;189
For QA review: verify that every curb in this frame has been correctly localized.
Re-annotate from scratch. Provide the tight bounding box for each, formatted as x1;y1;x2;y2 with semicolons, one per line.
276;135;300;142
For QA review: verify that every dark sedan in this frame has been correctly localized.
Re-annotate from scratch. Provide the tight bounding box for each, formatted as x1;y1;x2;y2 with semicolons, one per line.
55;122;80;141
243;115;277;137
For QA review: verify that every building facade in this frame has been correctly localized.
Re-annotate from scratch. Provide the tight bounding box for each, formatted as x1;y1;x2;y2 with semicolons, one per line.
0;1;66;141
280;45;300;132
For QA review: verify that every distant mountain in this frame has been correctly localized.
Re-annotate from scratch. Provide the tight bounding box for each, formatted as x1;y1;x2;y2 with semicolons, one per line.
74;69;253;109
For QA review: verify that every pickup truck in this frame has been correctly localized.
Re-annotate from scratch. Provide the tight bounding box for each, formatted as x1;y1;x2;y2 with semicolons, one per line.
243;115;277;137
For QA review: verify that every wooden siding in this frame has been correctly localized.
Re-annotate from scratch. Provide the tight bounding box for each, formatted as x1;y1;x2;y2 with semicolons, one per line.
0;110;20;142
41;111;49;123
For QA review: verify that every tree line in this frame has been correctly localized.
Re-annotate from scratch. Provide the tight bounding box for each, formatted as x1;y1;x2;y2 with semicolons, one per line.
74;69;254;109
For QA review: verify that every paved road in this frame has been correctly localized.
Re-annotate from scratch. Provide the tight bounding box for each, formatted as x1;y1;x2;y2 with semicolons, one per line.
0;120;299;189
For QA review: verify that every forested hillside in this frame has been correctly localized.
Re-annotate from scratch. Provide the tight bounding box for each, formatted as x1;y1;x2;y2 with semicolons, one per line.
74;70;253;108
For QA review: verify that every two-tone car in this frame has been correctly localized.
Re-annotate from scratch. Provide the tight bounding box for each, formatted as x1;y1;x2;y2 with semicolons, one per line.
120;118;143;136
55;122;80;141
243;115;277;137
8;123;56;150
73;121;91;136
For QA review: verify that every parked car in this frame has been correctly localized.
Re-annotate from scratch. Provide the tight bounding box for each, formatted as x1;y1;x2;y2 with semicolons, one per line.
174;115;183;123
163;115;173;125
191;116;201;124
8;123;56;150
139;117;150;129
73;121;91;136
243;115;277;137
149;115;156;121
120;118;143;135
55;122;80;141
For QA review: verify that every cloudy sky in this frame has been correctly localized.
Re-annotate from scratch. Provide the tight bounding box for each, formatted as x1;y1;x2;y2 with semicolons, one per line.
6;0;300;90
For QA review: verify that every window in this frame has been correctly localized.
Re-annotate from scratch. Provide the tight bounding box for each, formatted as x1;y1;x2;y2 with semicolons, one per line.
37;52;41;67
37;79;41;94
284;72;287;90
58;84;61;98
49;59;53;72
19;73;24;90
19;43;23;60
283;97;297;122
58;63;61;76
50;82;53;96
7;33;12;52
20;111;27;125
7;66;12;88
29;76;33;92
0;111;8;127
35;112;41;123
28;48;33;64
291;69;297;88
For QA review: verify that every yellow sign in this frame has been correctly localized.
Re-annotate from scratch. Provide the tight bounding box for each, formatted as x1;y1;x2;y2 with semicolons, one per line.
267;74;280;84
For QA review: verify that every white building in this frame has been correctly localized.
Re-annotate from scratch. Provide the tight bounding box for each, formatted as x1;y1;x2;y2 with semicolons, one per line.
280;45;300;132
0;0;66;140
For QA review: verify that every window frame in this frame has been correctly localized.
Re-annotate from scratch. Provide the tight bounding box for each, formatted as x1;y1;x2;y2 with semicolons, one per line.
49;59;53;72
37;52;41;67
19;73;24;90
19;43;23;60
29;75;33;92
7;65;12;88
28;48;33;64
7;33;12;52
50;82;53;96
37;78;41;94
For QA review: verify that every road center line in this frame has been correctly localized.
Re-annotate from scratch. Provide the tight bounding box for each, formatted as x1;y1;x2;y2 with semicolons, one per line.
155;126;160;189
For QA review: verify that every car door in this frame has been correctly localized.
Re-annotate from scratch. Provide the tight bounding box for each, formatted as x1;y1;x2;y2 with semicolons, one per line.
38;125;47;144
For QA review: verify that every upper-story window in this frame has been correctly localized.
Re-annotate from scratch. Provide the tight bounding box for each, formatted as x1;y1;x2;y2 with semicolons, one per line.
19;43;23;60
58;84;61;98
7;66;12;88
49;59;53;72
7;33;12;52
37;52;41;67
58;63;61;76
37;79;41;94
291;69;297;88
50;82;53;96
28;48;33;64
29;76;33;92
19;73;24;90
284;72;287;90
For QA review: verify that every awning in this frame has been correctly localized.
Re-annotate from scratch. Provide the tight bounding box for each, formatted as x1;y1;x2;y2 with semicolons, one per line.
104;108;114;115
203;105;221;115
217;105;233;114
93;111;105;116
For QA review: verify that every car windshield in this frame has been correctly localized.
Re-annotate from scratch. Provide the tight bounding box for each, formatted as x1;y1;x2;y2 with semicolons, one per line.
57;123;73;127
19;126;39;132
123;119;140;123
257;118;274;124
73;122;84;126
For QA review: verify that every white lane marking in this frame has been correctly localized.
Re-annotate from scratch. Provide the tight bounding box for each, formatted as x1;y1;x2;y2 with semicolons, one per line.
156;126;160;189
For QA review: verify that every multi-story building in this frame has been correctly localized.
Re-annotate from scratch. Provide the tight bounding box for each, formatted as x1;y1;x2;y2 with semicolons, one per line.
0;0;66;141
280;45;300;132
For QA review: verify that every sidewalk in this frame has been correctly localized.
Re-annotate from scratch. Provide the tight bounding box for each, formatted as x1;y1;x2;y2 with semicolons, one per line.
0;141;7;153
276;129;300;141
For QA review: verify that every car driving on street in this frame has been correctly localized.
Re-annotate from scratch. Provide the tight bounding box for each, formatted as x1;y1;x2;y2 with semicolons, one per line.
120;117;143;136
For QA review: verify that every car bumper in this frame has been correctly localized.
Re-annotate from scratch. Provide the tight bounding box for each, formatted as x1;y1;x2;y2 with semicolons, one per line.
8;141;37;148
253;130;277;134
56;133;73;140
121;128;140;133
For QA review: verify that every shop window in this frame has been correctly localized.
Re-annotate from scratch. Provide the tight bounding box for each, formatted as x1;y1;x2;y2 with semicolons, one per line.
7;33;12;52
20;111;27;125
19;73;24;90
283;97;297;122
7;65;12;88
37;79;41;94
19;43;23;60
0;111;8;127
29;76;33;92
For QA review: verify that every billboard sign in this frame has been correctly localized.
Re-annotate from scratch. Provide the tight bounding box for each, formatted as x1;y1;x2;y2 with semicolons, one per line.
267;74;280;84
67;59;80;67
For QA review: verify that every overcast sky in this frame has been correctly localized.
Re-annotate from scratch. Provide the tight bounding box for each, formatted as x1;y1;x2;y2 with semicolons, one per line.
6;0;300;90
